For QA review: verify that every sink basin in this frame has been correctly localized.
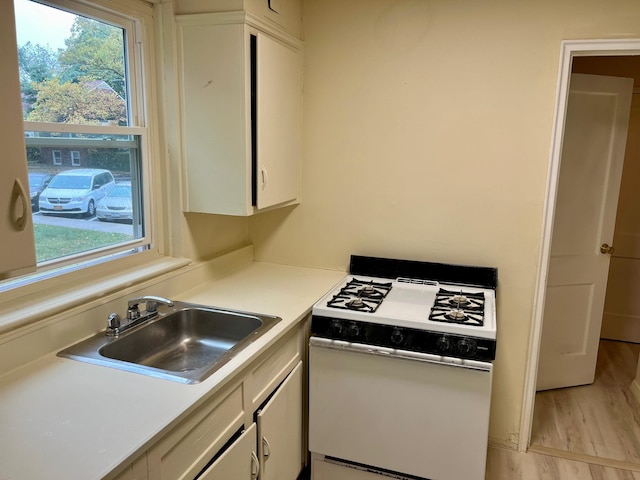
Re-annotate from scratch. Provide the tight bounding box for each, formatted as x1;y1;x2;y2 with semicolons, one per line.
58;302;281;384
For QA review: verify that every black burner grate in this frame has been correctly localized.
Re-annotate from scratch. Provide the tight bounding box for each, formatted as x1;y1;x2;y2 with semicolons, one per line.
327;278;392;313
429;289;485;326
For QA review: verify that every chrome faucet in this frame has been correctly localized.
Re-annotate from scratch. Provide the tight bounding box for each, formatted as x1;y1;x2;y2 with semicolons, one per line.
127;295;174;320
106;295;174;337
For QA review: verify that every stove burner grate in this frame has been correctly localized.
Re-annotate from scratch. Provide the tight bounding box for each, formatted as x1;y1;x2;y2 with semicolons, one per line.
433;288;485;311
429;288;485;326
327;278;392;313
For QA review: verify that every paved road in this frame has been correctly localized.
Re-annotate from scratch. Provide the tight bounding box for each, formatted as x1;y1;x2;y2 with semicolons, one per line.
32;212;134;235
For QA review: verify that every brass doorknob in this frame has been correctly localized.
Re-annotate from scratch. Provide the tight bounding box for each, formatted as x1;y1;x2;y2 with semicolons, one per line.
600;243;614;255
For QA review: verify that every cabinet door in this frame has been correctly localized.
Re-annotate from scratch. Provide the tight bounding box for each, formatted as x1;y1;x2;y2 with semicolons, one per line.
256;32;302;210
256;361;303;480
0;1;36;278
147;384;244;480
178;21;250;216
199;424;259;480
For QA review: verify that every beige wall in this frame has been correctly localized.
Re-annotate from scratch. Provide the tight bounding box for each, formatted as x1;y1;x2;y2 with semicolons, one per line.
243;0;640;445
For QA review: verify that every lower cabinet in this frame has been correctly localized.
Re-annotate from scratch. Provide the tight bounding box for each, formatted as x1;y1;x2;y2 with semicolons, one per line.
136;323;306;480
198;424;259;480
257;361;303;480
199;361;303;480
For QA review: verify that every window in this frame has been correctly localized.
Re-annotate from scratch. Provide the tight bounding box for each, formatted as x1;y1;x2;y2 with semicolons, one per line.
70;150;80;166
11;0;150;271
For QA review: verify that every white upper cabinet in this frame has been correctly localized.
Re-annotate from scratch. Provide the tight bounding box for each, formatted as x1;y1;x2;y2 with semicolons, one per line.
175;0;302;39
177;12;303;216
0;2;36;279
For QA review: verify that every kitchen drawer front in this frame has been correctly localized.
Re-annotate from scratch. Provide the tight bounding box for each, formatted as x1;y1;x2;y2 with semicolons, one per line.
147;383;244;480
249;326;301;410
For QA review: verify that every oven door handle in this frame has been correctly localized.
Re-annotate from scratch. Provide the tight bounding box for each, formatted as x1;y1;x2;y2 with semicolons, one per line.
310;336;492;372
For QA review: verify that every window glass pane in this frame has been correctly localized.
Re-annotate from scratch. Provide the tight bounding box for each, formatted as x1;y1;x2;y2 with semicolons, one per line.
13;0;146;268
15;0;129;126
26;131;144;263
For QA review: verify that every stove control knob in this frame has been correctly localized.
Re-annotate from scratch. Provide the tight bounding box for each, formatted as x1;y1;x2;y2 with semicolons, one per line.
346;321;360;338
436;335;453;354
390;328;404;345
328;320;343;336
456;338;477;356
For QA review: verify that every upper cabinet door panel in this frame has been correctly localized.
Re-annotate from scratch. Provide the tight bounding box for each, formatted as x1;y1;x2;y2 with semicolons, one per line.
256;32;302;210
178;22;251;215
0;1;36;278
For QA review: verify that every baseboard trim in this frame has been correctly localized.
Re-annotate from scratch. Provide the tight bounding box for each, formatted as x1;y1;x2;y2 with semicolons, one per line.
601;312;640;343
528;445;640;472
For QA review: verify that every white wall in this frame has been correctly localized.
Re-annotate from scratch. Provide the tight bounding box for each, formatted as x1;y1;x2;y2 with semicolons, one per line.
246;0;640;445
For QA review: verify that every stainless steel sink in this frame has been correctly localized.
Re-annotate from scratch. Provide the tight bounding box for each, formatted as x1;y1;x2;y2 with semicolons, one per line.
58;302;281;384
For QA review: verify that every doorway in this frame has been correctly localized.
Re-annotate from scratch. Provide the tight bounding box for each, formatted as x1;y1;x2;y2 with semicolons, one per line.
521;39;640;461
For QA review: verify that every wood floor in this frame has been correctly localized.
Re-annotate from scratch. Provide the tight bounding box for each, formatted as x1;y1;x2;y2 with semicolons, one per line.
531;340;640;463
486;446;640;479
489;339;640;479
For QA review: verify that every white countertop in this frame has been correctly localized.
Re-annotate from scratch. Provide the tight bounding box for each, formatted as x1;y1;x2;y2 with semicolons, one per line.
0;261;345;480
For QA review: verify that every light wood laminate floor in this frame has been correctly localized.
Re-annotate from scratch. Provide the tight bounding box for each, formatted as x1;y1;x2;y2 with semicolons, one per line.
486;447;640;479
530;340;640;465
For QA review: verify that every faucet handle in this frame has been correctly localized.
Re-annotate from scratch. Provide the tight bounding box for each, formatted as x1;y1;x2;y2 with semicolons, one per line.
106;313;121;336
108;313;121;328
127;305;140;320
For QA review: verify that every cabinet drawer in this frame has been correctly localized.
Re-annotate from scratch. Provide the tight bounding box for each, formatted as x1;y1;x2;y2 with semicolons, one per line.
148;384;244;480
249;328;300;409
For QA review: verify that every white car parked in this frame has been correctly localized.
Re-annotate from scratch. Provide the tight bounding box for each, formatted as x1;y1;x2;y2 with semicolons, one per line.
39;169;115;217
96;182;133;222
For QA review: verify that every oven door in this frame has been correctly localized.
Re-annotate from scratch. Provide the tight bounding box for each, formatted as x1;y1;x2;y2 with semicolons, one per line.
308;337;492;480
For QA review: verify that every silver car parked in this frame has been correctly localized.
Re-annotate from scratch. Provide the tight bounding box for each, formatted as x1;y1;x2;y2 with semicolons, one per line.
96;182;133;222
39;169;115;217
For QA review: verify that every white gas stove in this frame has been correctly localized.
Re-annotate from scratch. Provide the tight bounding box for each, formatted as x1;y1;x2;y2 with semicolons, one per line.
309;255;498;480
314;275;496;337
311;257;497;362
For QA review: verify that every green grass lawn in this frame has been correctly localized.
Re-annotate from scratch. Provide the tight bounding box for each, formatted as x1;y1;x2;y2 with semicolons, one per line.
34;224;132;263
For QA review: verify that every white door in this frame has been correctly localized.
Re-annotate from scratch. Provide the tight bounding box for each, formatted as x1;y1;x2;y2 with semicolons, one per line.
199;423;259;480
256;361;303;480
537;73;633;391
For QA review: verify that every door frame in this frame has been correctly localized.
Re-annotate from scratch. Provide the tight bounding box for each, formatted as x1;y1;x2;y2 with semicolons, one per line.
520;38;640;452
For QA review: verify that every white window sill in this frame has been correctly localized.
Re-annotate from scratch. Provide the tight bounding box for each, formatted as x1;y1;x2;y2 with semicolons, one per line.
0;253;191;337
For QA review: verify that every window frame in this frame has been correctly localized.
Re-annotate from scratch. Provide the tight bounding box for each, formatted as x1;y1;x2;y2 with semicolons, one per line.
52;149;62;165
0;0;171;299
18;0;152;269
70;150;80;166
